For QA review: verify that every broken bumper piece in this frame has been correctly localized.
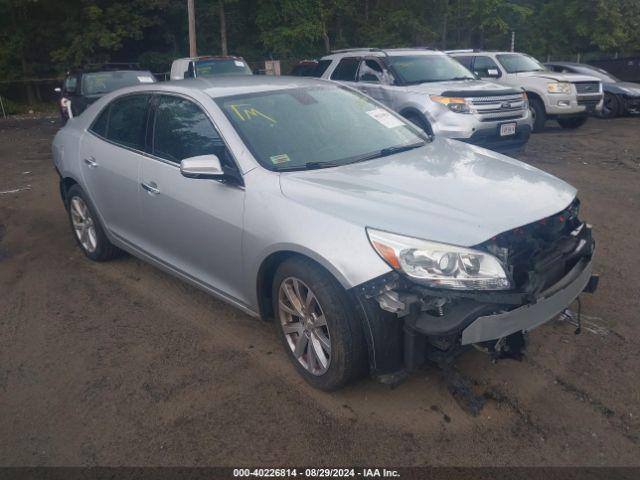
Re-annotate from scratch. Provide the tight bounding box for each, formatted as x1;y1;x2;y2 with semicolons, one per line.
460;257;593;344
353;218;597;377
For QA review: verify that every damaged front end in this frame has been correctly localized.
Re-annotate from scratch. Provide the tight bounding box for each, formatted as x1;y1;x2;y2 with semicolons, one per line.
353;199;598;379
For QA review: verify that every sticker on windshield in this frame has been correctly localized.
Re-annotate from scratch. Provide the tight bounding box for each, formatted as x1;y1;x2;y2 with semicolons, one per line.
137;76;154;83
366;108;404;128
234;60;245;67
270;154;290;165
229;103;277;123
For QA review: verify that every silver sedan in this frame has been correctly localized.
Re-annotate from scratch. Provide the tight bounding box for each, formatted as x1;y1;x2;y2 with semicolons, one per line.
52;76;597;390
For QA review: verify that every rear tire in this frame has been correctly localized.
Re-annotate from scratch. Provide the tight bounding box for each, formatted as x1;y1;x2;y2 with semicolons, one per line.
66;184;122;262
272;257;368;391
529;97;546;132
600;92;620;119
557;116;588;129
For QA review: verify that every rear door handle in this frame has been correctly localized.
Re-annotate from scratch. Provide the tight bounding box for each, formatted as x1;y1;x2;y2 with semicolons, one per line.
83;157;98;168
141;181;160;195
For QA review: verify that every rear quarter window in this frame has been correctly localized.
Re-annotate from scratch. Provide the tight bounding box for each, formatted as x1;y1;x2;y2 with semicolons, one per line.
330;57;360;81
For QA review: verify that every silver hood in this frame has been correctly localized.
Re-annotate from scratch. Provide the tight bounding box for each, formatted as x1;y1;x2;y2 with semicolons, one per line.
279;137;576;247
405;79;517;95
515;71;601;83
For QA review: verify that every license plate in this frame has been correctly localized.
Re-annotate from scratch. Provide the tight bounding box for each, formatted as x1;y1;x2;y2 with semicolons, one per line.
500;122;516;136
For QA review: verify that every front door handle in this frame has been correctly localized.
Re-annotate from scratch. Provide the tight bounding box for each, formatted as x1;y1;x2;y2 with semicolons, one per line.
83;157;98;168
141;181;160;195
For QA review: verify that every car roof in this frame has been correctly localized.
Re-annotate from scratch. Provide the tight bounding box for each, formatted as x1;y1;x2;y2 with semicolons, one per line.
68;63;144;74
448;51;522;55
321;48;442;60
175;55;245;62
110;75;335;99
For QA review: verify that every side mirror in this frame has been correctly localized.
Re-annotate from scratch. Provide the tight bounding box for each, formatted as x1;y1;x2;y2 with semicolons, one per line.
54;87;62;93
180;154;224;179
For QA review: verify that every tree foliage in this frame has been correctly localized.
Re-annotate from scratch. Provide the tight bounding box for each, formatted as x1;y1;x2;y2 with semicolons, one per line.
1;0;640;81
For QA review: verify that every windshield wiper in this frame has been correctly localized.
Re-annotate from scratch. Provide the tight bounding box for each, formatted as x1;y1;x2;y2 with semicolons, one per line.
345;141;427;164
450;76;475;81
276;161;341;172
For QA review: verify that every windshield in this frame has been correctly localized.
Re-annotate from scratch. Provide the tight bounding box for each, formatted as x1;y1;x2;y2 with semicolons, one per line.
215;86;426;171
195;58;252;76
497;54;546;73
574;66;619;82
81;71;155;96
387;55;476;84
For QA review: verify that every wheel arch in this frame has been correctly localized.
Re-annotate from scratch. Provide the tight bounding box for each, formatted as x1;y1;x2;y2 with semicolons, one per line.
524;90;544;106
399;107;434;134
59;175;80;208
255;249;350;321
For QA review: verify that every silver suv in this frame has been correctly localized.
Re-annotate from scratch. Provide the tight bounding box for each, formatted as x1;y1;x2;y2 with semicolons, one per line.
317;48;533;154
52;76;597;391
448;50;603;131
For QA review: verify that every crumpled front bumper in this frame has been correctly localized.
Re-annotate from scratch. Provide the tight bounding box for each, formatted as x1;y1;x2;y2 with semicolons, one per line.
460;257;593;344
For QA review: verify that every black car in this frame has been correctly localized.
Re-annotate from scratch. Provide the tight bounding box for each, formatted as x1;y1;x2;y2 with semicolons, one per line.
55;63;156;123
545;61;640;118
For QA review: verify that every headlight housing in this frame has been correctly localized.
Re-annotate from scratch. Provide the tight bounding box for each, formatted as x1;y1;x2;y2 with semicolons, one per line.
547;82;571;94
367;228;511;290
430;95;472;114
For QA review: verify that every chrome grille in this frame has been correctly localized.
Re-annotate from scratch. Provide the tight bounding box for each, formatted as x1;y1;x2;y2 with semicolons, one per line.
468;94;526;121
574;82;600;94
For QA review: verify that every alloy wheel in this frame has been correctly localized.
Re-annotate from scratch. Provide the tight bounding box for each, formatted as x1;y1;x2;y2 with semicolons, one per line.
278;277;331;376
70;196;97;253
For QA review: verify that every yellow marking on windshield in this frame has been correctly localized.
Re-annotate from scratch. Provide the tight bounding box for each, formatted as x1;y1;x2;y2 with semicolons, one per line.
229;103;277;123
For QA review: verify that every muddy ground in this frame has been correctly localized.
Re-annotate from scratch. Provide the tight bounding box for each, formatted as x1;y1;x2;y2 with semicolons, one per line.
0;115;639;467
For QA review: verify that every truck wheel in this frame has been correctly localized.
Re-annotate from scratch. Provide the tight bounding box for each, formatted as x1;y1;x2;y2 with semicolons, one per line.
529;98;546;132
404;112;433;135
272;257;368;391
66;185;122;261
600;93;620;119
558;116;588;129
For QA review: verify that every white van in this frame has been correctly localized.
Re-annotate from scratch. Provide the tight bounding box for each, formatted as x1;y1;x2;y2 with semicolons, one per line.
170;56;252;81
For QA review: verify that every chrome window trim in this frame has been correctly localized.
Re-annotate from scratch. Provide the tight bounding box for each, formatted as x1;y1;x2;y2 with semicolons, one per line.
85;90;244;177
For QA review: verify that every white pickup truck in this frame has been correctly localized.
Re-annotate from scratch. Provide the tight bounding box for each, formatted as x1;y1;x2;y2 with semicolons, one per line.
448;50;603;131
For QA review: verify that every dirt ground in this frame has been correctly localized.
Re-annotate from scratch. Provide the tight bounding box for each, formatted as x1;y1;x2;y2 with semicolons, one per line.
0;115;639;467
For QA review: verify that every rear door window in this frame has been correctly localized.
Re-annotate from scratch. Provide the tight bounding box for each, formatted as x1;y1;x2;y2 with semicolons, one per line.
90;106;110;137
152;95;226;164
330;57;360;81
105;94;151;151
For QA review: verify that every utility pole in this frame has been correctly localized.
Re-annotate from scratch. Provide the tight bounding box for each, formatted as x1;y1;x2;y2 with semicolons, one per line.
188;0;197;57
510;31;515;52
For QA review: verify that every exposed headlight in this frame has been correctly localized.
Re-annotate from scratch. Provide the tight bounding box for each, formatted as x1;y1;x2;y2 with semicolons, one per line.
521;91;529;108
367;228;511;290
430;95;472;114
547;82;571;94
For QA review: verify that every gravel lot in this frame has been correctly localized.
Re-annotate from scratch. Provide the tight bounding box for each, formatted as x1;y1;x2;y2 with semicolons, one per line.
1;115;639;467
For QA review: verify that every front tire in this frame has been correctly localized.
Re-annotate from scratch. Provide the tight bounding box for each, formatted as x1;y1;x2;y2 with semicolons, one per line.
557;115;588;129
529;97;546;132
66;185;121;261
600;92;620;118
272;257;367;391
